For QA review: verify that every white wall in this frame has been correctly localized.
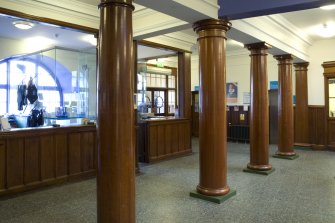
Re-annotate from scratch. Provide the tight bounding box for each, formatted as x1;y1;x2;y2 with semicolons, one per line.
190;51;280;105
307;38;335;105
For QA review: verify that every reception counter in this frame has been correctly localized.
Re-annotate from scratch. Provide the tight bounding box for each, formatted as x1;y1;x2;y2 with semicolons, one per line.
137;117;192;163
0;125;96;197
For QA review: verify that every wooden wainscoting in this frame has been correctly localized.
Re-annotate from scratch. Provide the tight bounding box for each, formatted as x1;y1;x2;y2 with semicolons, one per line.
138;118;192;163
0;125;96;197
308;106;327;149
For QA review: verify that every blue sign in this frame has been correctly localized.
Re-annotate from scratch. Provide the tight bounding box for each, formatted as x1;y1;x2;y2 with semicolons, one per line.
270;81;278;90
194;86;199;91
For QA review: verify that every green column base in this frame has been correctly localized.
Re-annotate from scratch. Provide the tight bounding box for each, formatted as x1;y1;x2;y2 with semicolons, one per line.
294;146;312;151
243;167;275;175
190;189;236;204
272;154;299;160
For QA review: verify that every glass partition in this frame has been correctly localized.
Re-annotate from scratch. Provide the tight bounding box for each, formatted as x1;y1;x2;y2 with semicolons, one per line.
0;47;96;128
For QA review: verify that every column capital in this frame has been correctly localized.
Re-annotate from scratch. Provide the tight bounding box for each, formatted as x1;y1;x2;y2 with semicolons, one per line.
193;19;231;36
99;0;134;10
245;42;272;50
294;62;309;70
274;54;294;61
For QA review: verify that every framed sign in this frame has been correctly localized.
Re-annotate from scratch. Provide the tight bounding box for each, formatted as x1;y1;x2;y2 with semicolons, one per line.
227;82;238;103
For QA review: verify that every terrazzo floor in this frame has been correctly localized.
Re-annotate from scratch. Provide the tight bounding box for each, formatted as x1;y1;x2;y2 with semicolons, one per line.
0;138;334;223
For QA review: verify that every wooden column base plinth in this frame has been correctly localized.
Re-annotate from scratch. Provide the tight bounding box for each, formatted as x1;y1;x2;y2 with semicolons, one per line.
272;154;299;160
243;168;275;175
190;189;236;204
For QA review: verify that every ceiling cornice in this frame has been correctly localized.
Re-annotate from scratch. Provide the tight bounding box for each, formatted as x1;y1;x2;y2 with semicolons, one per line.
0;0;99;28
267;14;313;46
232;15;310;61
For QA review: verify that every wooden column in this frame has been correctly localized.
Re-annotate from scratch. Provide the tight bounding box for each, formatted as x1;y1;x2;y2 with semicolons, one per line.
133;40;140;174
97;1;135;223
178;52;191;119
245;42;272;172
193;19;231;196
294;62;310;145
274;54;296;157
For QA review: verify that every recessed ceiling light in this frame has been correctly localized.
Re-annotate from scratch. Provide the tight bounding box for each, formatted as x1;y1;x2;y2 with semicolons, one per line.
13;20;34;30
314;23;335;38
320;4;335;10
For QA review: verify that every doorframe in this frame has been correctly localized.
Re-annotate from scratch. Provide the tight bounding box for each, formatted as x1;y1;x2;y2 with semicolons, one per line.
322;61;335;150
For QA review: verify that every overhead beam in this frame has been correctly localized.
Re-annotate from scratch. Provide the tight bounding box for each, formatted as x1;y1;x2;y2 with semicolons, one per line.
135;0;218;23
219;0;334;20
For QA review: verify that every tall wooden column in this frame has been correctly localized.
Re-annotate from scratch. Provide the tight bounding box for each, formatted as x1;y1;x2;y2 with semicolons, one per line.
97;1;135;222
192;19;232;197
244;42;273;173
294;62;310;145
178;52;191;120
274;54;297;158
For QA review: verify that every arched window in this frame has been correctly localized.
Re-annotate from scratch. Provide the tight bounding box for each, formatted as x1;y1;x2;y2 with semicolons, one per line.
0;58;62;114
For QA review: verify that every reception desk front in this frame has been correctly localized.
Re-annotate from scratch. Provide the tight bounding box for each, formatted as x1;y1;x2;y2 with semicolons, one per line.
0;125;96;197
137;117;192;163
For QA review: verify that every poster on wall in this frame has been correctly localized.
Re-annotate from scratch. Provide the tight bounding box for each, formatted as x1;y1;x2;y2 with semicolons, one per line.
226;82;238;103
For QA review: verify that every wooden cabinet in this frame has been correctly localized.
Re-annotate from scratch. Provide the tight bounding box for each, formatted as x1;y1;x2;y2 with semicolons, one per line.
0;125;96;197
138;118;191;163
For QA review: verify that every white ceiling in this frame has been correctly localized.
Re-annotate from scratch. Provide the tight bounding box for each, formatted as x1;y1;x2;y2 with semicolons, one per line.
0;14;95;51
280;7;335;41
1;1;334;60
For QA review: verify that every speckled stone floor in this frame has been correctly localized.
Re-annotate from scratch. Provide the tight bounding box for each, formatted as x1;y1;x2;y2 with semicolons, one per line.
0;138;334;223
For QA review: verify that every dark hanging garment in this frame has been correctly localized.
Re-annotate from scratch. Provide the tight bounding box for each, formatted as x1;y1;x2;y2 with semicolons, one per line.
27;83;38;104
17;85;27;110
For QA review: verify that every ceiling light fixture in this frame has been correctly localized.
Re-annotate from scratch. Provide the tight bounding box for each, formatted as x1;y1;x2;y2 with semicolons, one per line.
13;20;34;30
320;4;335;10
315;23;335;38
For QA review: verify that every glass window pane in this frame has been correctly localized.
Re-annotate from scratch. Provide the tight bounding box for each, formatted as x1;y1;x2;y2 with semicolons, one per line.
329;78;335;97
38;90;61;113
10;60;36;86
154;91;165;114
38;66;57;87
330;98;335;117
168;90;175;113
0;89;6;115
0;63;7;85
168;76;175;88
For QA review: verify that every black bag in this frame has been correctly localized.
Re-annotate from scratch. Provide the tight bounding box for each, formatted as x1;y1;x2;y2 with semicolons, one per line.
27;109;44;127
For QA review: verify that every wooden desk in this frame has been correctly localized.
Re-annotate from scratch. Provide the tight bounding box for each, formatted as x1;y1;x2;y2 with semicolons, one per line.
0;125;96;197
138;118;192;163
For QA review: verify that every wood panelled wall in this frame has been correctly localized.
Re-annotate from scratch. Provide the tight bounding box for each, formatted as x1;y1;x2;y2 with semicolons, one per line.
307;106;327;148
0;125;96;197
138;118;191;163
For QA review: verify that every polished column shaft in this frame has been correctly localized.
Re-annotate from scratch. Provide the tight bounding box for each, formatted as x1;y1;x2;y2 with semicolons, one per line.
97;1;135;222
275;54;296;156
178;52;192;119
245;42;272;170
294;63;309;144
193;19;231;196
